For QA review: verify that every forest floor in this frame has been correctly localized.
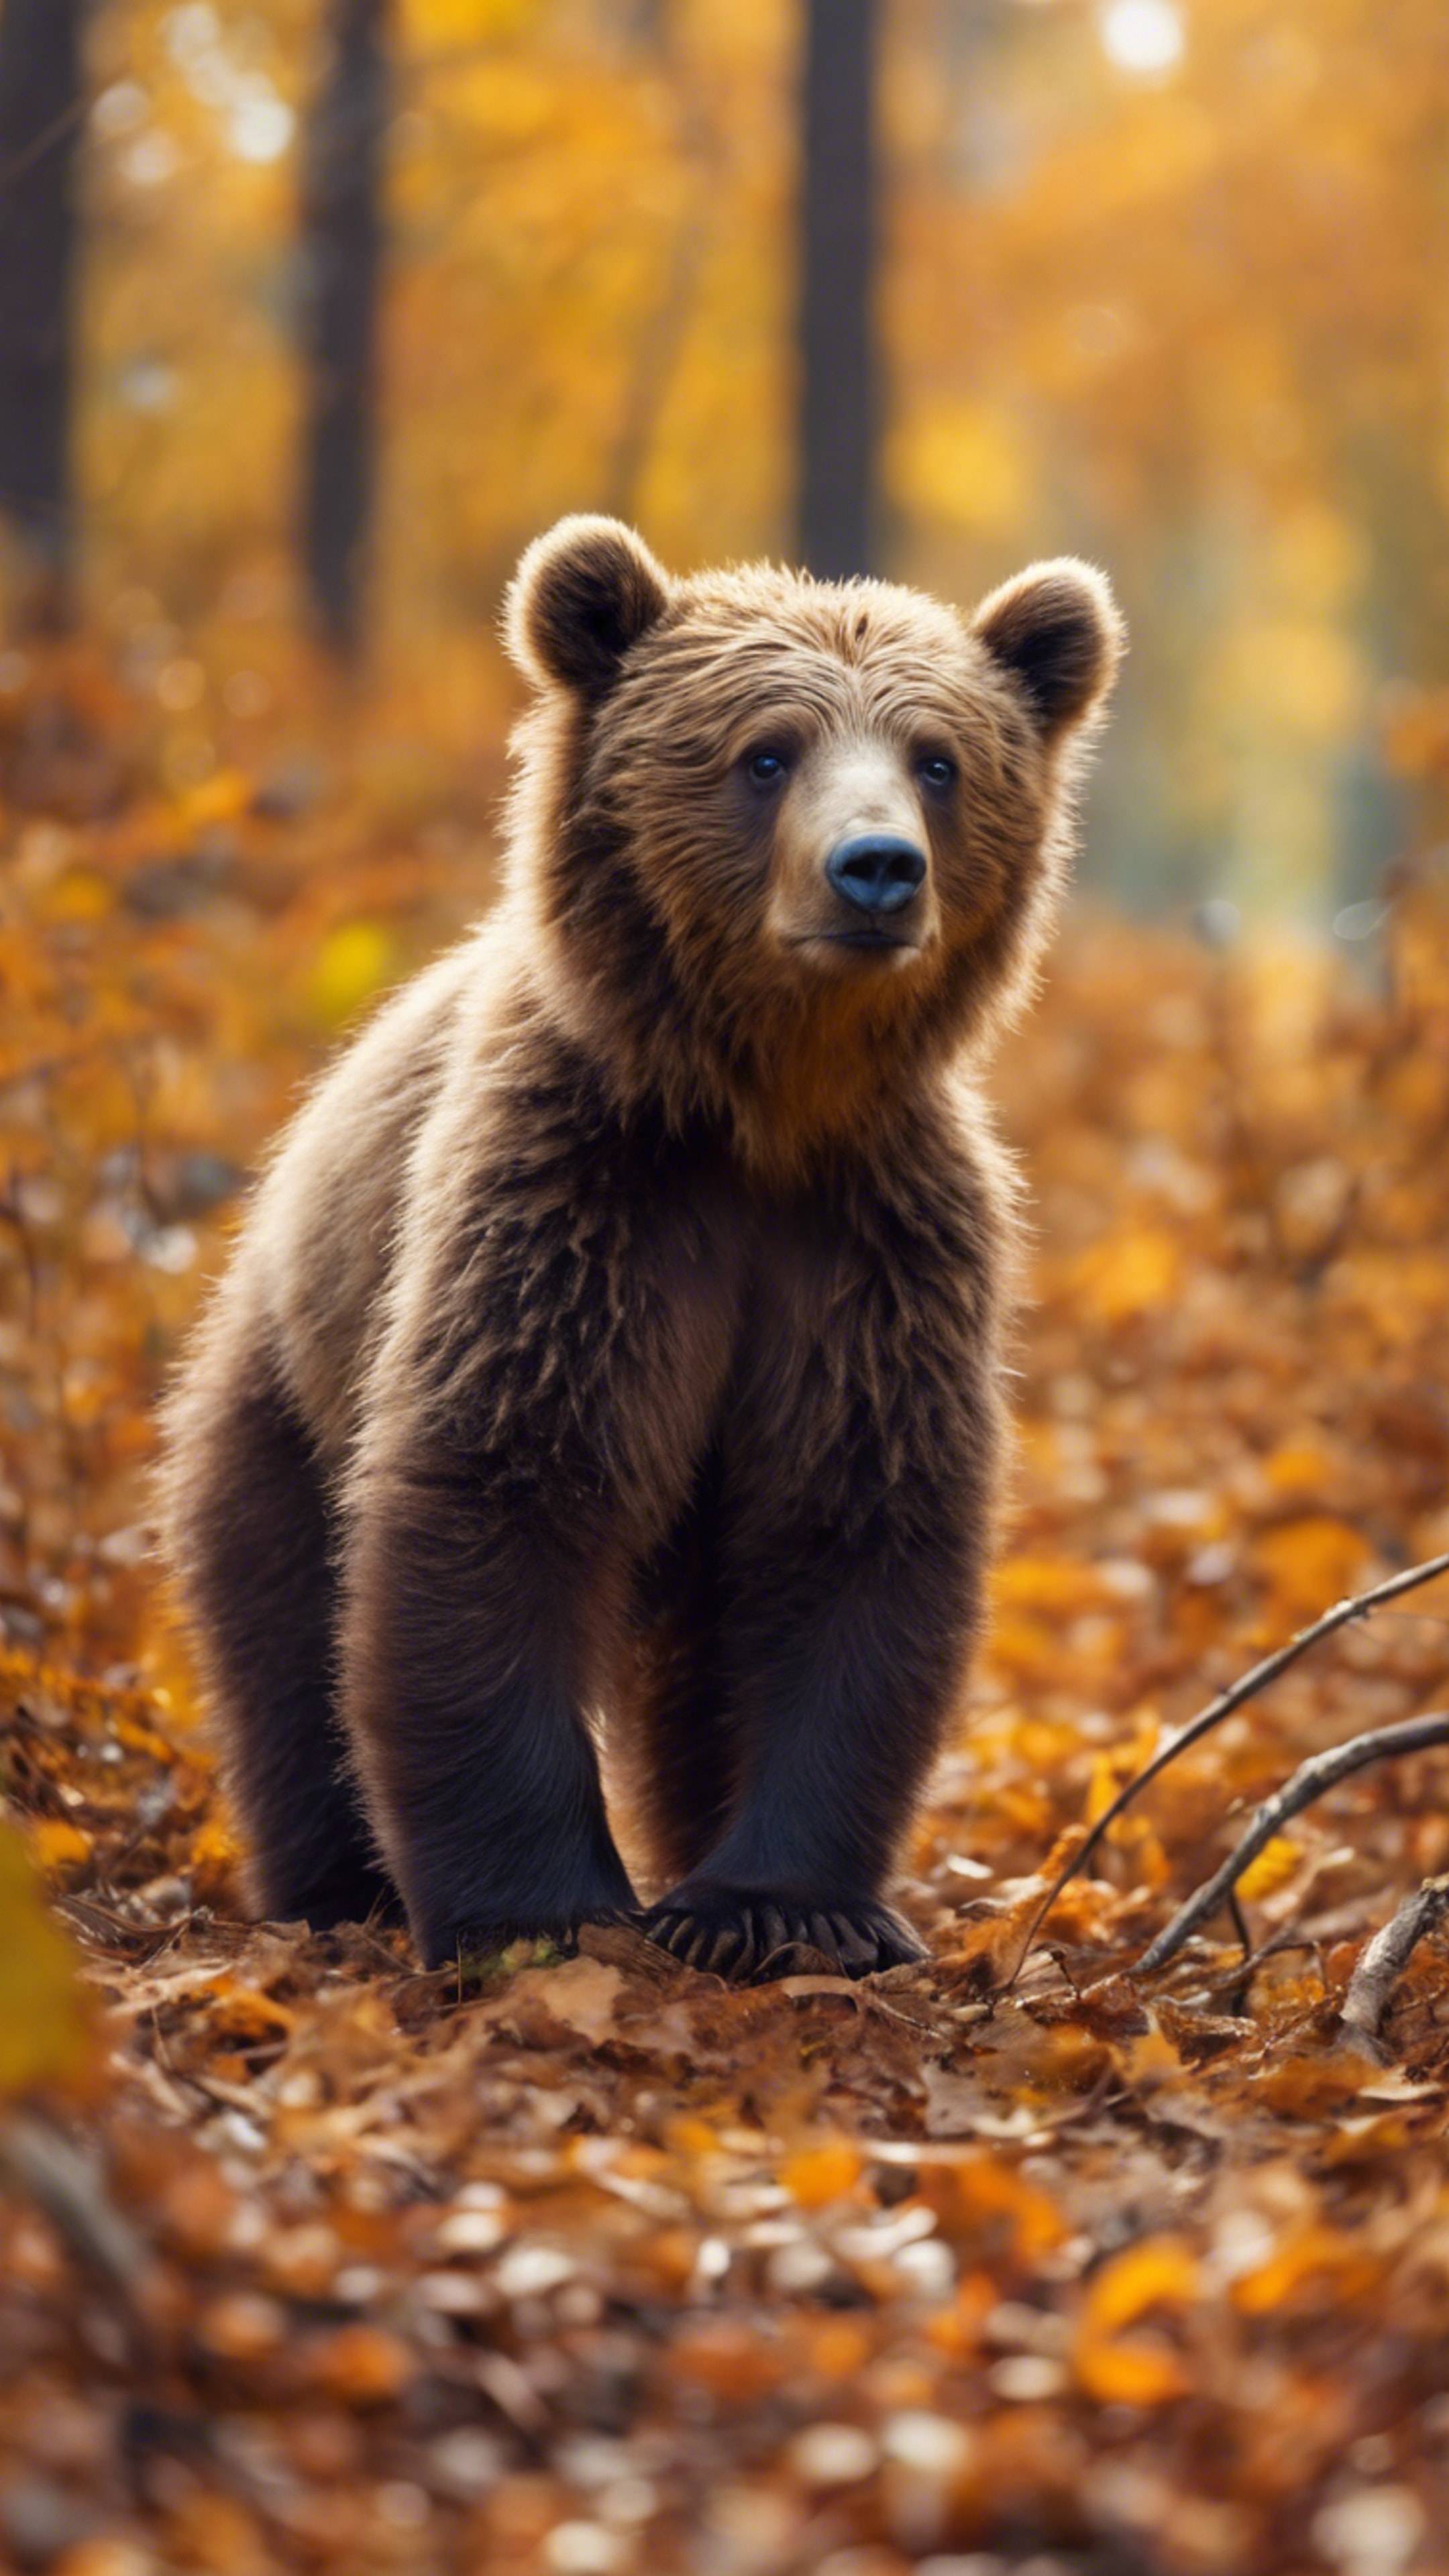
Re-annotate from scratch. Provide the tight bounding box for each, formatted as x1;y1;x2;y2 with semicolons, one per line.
3;653;1449;2576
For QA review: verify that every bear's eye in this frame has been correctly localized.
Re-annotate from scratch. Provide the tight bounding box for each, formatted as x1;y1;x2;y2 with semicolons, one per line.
917;752;957;791
745;747;790;788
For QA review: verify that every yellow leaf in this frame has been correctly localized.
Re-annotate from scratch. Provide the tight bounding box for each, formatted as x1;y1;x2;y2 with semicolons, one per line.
993;1556;1110;1615
0;1819;93;2098
307;921;396;1028
1084;1752;1127;1827
1236;1834;1302;1903
1072;1228;1182;1324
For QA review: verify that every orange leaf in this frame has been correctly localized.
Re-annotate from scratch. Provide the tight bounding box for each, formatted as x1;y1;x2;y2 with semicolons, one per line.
1083;2235;1200;2334
28;1817;94;1878
1076;2332;1191;2407
782;2141;863;2208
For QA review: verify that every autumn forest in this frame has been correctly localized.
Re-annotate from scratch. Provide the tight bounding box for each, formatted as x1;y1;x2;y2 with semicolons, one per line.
4;5;1449;2575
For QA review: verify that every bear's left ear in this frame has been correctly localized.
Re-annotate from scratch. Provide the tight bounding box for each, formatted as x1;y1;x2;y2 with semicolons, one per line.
505;515;671;696
973;558;1124;739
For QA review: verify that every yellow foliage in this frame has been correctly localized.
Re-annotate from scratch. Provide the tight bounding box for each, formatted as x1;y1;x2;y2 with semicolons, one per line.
1252;1517;1374;1619
992;1556;1112;1615
1084;1752;1128;1829
1262;1440;1336;1501
886;402;1033;536
1267;503;1366;612
987;1611;1073;1683
402;0;536;40
1072;1228;1182;1324
307;921;398;1028
1235;1834;1303;1903
0;1821;93;2100
1214;618;1364;740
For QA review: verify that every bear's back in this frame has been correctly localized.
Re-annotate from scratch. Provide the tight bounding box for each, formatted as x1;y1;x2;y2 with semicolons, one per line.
232;933;491;1466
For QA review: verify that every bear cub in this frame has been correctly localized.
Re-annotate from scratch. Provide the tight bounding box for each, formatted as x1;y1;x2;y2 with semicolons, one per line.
162;517;1122;1981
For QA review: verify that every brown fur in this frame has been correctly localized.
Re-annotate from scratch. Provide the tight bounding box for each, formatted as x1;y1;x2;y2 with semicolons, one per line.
161;517;1122;1977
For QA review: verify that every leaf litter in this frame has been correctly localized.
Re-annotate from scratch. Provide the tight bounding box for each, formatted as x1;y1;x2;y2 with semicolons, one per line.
4;662;1449;2571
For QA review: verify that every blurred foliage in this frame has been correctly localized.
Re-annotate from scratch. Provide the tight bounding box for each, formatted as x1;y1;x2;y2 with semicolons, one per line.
0;1811;90;2097
889;0;1449;912
19;0;1441;917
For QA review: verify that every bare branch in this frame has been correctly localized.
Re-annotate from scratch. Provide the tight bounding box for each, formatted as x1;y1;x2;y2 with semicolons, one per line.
1004;1549;1449;1990
1340;1873;1449;2053
0;2112;148;2307
1136;1711;1449;1975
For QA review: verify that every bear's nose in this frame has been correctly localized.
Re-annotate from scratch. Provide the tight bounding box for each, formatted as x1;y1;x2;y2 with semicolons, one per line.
824;834;928;917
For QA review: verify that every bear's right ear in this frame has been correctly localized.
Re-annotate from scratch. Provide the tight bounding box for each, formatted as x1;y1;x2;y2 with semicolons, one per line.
505;515;671;696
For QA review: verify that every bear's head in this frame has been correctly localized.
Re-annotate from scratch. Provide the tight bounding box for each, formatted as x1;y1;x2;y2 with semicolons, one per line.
504;515;1122;1168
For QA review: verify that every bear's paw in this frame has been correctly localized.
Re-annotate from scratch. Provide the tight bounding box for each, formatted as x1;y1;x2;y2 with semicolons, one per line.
638;1884;928;1984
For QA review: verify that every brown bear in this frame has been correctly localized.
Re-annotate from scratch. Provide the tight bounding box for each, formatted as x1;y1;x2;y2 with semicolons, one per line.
161;516;1122;1981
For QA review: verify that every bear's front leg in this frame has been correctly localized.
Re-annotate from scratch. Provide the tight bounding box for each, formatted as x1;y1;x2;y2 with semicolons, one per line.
635;1519;965;1982
639;1169;1001;1984
335;1059;745;1972
340;1442;634;1957
342;1446;637;1966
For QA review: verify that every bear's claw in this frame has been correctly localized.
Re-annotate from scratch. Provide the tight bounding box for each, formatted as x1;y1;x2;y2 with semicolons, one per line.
637;1889;928;1984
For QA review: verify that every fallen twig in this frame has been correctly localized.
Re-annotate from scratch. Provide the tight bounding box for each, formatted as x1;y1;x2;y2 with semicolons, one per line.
0;2110;150;2325
1005;1549;1449;1988
1136;1711;1449;1974
1339;1872;1449;2054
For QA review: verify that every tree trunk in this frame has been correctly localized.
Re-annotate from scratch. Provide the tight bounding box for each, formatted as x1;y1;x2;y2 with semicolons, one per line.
299;0;388;659
0;0;85;630
797;0;878;579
